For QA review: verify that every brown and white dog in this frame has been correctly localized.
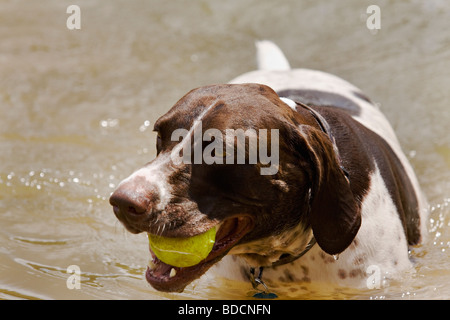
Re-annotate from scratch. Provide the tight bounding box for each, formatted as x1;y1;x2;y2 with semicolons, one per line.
109;41;428;294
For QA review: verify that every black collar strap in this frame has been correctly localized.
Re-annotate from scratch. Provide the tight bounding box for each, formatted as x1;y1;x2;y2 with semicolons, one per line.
270;236;317;268
249;237;317;297
295;100;350;180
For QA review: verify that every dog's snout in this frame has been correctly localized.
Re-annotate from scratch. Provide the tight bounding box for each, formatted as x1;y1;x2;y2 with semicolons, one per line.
109;180;158;233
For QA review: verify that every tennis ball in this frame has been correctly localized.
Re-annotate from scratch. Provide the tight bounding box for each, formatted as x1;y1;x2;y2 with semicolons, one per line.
148;227;216;268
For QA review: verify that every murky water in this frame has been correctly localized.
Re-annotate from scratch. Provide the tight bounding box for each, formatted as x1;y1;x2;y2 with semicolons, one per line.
1;0;449;300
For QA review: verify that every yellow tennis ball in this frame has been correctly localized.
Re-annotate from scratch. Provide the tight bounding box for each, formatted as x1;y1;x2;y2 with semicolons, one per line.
148;227;216;268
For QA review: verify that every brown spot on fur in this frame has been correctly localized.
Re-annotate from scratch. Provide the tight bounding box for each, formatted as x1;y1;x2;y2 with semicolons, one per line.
338;269;347;279
353;254;367;265
300;276;311;283
349;269;365;278
301;265;309;276
283;269;297;282
319;251;336;264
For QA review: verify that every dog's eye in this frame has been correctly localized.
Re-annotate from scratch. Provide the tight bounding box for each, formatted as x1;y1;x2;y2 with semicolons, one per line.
214;149;226;158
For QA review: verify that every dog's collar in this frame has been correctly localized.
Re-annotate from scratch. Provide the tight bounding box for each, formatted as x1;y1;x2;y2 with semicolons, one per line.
295;100;350;180
271;236;317;267
249;235;317;298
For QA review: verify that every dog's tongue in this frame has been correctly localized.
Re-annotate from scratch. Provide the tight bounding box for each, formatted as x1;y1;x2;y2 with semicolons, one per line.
148;257;172;277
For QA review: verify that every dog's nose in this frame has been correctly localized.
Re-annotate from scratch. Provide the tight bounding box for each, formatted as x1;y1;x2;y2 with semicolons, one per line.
109;188;149;215
109;181;155;233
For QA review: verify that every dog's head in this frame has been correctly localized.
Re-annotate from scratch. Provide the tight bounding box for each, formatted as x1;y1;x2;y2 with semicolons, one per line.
109;83;360;292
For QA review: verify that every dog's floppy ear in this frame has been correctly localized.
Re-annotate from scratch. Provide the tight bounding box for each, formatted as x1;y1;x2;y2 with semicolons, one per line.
297;125;361;255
